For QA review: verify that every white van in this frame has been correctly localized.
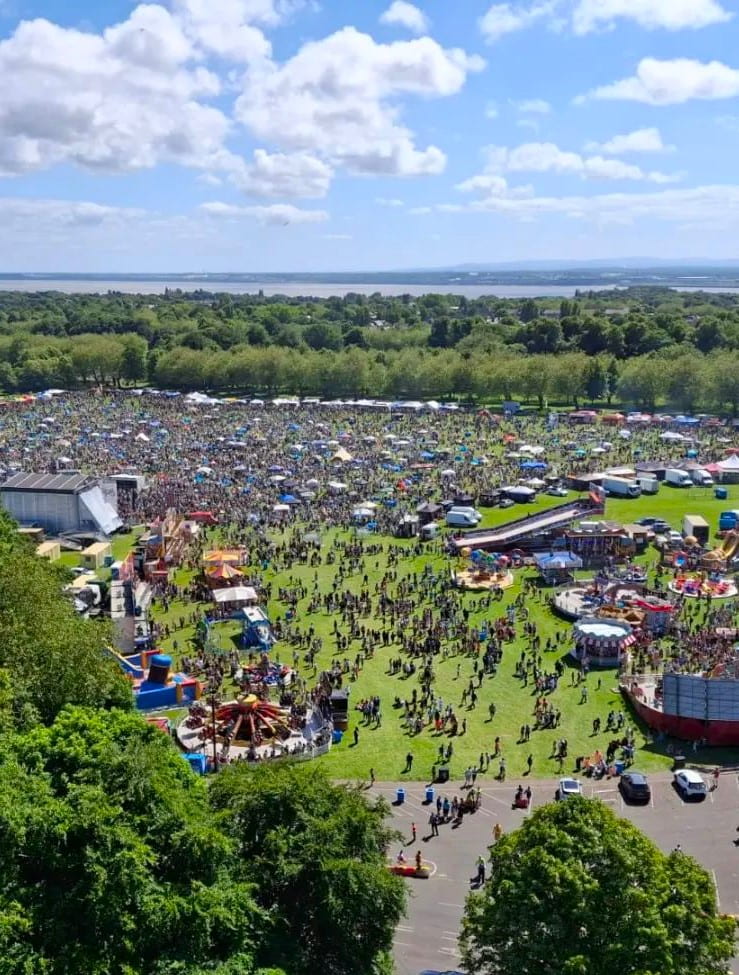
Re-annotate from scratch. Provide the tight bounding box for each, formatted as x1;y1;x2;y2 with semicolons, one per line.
691;469;714;487
446;509;481;528
448;506;482;523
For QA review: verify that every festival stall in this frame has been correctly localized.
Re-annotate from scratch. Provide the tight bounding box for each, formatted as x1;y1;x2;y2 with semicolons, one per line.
534;551;583;586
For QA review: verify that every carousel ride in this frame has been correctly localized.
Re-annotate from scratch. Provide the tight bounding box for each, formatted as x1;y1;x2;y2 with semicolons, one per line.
668;570;737;599
177;693;292;756
553;577;674;633
454;547;516;591
240;653;292;687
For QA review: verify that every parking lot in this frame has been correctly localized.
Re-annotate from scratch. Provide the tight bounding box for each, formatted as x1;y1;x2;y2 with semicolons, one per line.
369;772;739;975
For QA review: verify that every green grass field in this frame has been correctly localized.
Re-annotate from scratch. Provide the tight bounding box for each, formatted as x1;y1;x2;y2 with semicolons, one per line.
139;483;739;782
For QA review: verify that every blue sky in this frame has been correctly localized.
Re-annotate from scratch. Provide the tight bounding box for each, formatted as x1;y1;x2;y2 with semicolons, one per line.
0;0;738;271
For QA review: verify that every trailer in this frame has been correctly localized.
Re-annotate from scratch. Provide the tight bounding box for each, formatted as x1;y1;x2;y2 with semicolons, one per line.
682;515;709;546
665;468;692;488
602;476;641;499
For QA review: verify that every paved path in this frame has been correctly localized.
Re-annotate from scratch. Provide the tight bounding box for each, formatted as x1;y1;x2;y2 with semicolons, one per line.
367;773;739;975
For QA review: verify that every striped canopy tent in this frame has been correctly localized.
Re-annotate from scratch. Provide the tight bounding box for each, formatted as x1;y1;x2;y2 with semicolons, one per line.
203;549;244;565
206;563;243;584
573;617;635;668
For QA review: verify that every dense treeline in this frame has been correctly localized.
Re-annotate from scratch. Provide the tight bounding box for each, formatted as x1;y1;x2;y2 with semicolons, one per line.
2;287;739;410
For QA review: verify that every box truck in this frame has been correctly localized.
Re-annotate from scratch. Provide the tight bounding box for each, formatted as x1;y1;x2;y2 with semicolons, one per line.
690;469;715;487
682;515;710;546
636;475;659;494
603;476;641;499
665;468;692;488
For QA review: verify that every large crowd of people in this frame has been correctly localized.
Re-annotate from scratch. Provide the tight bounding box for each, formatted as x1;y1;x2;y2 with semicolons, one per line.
3;389;739;777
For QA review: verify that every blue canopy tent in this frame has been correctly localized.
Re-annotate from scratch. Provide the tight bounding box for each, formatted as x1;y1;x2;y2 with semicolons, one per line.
520;460;548;470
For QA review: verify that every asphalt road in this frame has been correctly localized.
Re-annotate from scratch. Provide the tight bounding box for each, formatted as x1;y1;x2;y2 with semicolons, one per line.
369;772;739;975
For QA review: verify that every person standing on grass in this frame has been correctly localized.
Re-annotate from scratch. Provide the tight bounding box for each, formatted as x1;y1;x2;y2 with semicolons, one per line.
369;767;376;787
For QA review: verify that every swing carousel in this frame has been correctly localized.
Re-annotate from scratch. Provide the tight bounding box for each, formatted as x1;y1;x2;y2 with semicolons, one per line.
454;547;515;592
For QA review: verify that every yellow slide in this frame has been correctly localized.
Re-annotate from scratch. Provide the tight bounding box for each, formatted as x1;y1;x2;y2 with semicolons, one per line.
720;530;739;562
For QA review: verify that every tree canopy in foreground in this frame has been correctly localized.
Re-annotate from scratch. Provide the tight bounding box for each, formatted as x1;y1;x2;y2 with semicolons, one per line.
0;707;267;975
209;761;406;975
460;797;736;975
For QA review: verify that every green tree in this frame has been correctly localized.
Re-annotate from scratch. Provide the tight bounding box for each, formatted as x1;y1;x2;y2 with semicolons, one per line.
707;352;739;415
0;707;266;975
460;798;735;975
303;322;343;351
519;298;539;323
519;356;552;409
617;357;668;410
666;353;707;413
209;762;406;975
0;513;132;726
120;333;148;382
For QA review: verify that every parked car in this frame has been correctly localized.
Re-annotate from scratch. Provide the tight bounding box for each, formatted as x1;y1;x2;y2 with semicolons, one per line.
556;777;583;800
499;498;515;509
546;486;568;497
674;769;708;799
637;517;670;532
619;771;651;803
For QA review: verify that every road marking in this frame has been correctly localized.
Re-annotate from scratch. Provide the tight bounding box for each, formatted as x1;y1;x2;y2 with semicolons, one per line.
443;930;458;937
441;934;458;942
393;940;411;947
439;901;464;909
423;859;438;877
713;869;721;909
479;789;512;808
397;925;414;933
439;947;461;956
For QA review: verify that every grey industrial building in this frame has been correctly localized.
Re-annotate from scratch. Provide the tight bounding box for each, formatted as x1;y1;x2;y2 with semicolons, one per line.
0;472;123;536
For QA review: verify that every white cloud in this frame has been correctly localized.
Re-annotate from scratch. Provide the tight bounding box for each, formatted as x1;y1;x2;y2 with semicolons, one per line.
480;0;730;41
0;7;246;180
580;57;739;105
375;197;405;207
456;173;511;194
485;101;499;119
459;141;678;184
465;184;739;230
515;98;551;114
716;115;739;132
572;0;731;34
0;197;146;230
408;206;432;214
323;233;352;239
479;1;558;42
379;1;430;35
171;0;272;62
235;27;484;176
200;201;329;224
0;5;483;201
585;127;673;154
234;149;333;198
